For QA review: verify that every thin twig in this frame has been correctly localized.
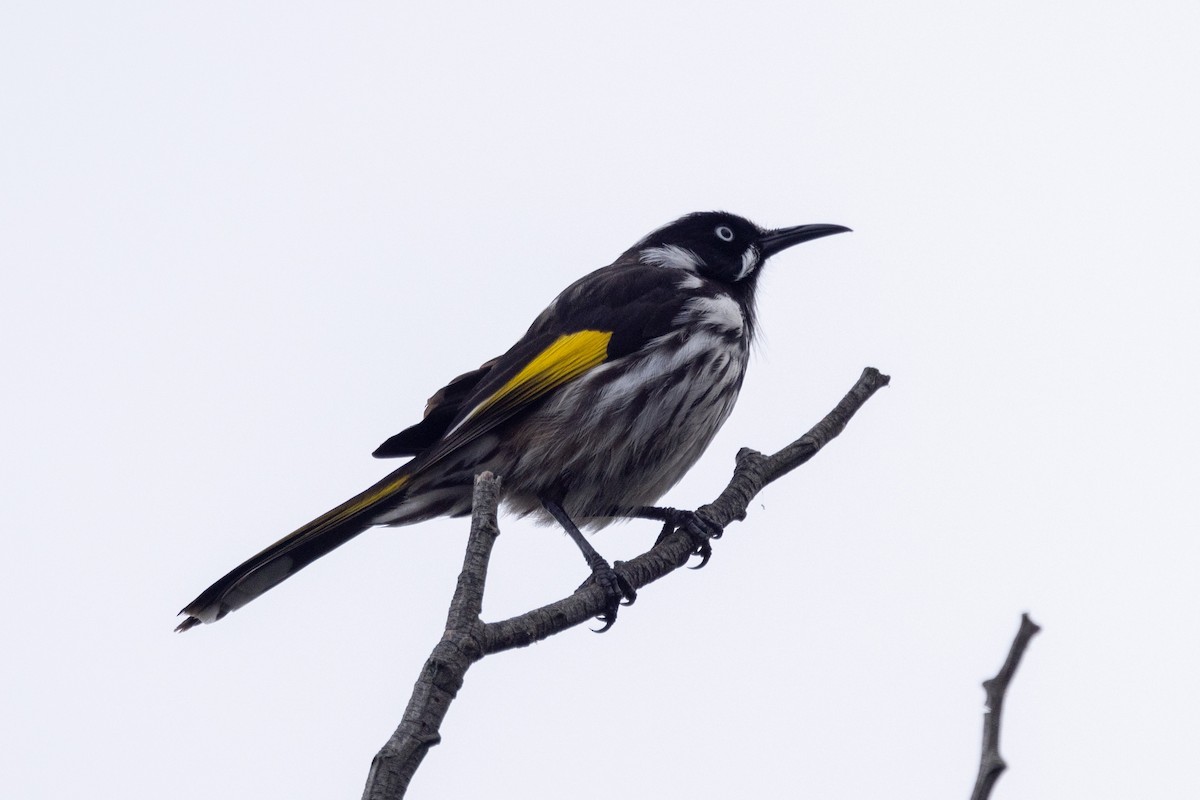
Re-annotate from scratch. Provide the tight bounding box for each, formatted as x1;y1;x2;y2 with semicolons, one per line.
970;613;1041;800
362;367;890;798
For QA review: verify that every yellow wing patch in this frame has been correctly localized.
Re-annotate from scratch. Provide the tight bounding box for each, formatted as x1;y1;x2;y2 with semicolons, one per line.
296;472;414;535
463;329;613;424
309;328;614;534
339;472;411;521
307;330;611;535
175;331;616;628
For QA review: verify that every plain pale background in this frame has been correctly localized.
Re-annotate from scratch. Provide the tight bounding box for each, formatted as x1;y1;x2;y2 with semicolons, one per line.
3;2;1198;797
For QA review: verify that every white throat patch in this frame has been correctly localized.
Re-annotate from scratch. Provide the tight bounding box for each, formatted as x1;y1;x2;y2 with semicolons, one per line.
677;294;744;335
639;245;705;272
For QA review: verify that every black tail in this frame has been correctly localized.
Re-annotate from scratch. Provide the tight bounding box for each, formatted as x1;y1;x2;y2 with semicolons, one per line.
175;467;414;631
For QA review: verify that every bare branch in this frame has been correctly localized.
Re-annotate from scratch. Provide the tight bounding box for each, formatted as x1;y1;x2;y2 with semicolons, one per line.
485;367;890;654
363;367;890;798
362;473;501;800
970;613;1041;800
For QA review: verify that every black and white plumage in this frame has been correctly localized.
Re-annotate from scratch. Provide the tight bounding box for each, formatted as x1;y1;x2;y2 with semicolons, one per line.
176;211;849;632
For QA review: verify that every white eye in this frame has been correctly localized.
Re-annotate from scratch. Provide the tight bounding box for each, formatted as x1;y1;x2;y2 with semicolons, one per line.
715;225;735;242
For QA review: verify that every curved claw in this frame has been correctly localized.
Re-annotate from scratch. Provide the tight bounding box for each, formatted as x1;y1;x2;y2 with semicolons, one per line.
615;568;637;607
641;507;726;568
675;510;722;569
688;539;713;570
584;563;637;633
591;597;622;634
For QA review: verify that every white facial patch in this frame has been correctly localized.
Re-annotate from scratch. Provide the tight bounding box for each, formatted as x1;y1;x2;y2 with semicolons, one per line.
639;245;705;272
737;245;760;280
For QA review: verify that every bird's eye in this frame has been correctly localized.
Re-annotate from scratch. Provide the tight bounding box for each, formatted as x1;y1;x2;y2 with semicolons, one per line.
715;225;735;242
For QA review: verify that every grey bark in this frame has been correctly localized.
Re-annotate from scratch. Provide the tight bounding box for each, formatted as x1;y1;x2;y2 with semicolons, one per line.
970;613;1041;800
363;367;891;799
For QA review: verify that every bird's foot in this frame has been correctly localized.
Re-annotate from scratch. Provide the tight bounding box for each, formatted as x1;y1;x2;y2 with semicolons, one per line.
650;507;724;568
576;557;637;633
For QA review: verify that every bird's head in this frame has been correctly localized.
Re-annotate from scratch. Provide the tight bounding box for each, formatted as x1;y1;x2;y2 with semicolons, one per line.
630;211;850;286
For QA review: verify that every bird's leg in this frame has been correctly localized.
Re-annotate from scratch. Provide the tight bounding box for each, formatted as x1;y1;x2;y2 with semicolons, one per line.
540;496;636;633
627;506;724;569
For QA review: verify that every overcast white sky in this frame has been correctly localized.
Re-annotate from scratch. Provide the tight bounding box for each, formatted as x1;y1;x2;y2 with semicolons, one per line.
3;2;1199;798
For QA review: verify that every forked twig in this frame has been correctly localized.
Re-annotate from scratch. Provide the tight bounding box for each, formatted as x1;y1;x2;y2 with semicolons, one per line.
363;367;891;799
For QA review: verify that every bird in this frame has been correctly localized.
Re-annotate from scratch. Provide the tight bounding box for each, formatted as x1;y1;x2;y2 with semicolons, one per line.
175;211;849;633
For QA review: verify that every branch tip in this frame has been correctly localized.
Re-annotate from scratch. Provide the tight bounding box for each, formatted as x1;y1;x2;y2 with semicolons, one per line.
969;614;1040;800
